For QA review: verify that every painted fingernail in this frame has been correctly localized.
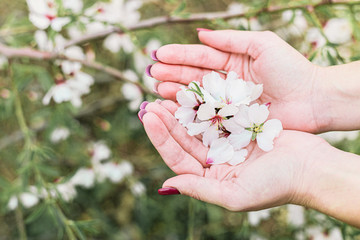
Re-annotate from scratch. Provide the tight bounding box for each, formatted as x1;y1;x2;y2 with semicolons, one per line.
138;109;147;124
155;99;162;104
196;28;213;32
140;101;149;110
151;50;159;61
158;187;180;195
153;81;160;93
145;64;153;77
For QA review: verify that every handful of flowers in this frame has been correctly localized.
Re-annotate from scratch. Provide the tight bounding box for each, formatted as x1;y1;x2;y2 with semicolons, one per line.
175;71;283;166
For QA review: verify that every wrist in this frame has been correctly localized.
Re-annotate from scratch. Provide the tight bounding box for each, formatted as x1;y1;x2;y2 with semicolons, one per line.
315;62;360;132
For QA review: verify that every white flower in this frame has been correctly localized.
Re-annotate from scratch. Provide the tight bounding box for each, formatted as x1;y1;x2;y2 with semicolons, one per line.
91;141;111;164
319;130;359;144
19;192;39;208
0;55;8;69
70;168;95;188
229;104;282;151
206;138;248;165
55;182;77;201
287;204;305;227
306;28;326;48
95;161;133;183
62;0;83;14
42;81;73;105
175;82;203;126
187;103;239;147
281;10;308;36
103;33;134;53
121;83;143;111
324;18;352;44
123;70;139;83
131;182;146;196
50;127;70;143
34;30;66;52
7;196;18;210
26;0;71;31
306;226;343;240
248;209;271;226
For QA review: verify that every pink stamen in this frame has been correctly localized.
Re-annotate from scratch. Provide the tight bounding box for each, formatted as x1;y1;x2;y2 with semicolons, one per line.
97;7;104;13
45;14;56;21
206;158;214;164
265;102;271;107
211;115;223;125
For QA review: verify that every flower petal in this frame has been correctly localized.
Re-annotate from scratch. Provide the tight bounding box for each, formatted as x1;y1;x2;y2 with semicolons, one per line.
262;119;283;139
226;76;251;105
175;106;196;126
187;121;211;136
256;133;274;152
233;105;251;128
248;103;269;125
222;118;243;134
247;81;263;102
218;104;239;117
228;130;252;150
51;17;71;32
228;149;248;166
176;87;198;107
202;71;226;101
207;138;234;165
202;125;219;147
197;103;215;120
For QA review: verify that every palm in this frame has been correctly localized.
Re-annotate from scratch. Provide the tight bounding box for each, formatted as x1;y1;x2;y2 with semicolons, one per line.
142;100;327;210
152;30;323;133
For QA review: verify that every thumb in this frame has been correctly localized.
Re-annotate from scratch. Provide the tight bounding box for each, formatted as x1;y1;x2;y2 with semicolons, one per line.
198;30;278;59
162;174;239;211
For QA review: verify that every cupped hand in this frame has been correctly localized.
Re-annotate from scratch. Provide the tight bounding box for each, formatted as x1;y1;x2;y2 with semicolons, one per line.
142;100;331;211
150;30;329;133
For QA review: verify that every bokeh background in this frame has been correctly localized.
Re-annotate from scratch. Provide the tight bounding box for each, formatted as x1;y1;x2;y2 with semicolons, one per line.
1;0;360;239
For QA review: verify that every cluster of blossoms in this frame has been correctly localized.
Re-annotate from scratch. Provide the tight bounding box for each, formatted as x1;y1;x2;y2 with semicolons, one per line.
175;71;282;165
7;141;145;210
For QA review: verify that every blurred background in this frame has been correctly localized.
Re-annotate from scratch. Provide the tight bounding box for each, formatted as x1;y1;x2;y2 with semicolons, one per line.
1;0;360;239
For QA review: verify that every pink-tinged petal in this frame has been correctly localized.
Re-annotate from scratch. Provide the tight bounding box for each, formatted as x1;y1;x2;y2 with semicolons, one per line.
202;71;226;101
187;121;211;136
247;81;263;102
175;106;196;126
176;87;198;107
218;104;239;117
29;14;50;30
228;130;252;150
222;118;244;134
197;103;216;120
248;103;269;125
202;125;219;147
207;138;234;165
233;105;251;128
262;119;283;139
256;133;274;152
228;149;248;166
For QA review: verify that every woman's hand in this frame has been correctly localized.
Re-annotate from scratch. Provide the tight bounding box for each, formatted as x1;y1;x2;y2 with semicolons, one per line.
142;100;360;227
150;30;330;133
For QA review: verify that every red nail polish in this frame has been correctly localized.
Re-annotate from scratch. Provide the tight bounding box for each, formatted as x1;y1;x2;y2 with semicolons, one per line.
196;28;213;32
158;187;180;195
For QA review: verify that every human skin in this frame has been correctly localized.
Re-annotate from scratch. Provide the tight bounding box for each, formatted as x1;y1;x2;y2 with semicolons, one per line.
142;100;360;228
149;30;360;133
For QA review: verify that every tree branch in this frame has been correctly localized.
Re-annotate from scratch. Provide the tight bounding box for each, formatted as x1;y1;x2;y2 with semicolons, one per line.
63;0;360;47
0;43;154;95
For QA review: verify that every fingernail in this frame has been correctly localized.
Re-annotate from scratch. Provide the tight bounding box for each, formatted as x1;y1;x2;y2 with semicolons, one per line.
138;109;147;124
196;28;213;32
158;187;180;195
140;101;149;110
146;64;153;77
151;50;159;61
153;81;160;93
155;99;162;104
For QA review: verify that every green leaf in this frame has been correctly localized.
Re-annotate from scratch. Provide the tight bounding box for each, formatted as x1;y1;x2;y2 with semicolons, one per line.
25;204;47;224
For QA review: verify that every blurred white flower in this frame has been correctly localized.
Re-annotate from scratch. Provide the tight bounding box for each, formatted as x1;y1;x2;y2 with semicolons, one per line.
134;39;162;73
103;33;134;53
281;10;308;37
0;55;8;69
248;209;271;226
91;141;111;164
19;192;39;208
306;27;327;48
95;161;133;183
62;0;83;14
35;30;66;52
7;196;18;210
131;181;146;196
227;2;247;14
306;226;343;240
324;18;352;44
55;182;77;201
50;127;70;143
121;83;143;111
123;70;139;83
26;0;71;31
319;131;359;144
70;168;95;188
42;81;73;105
287;204;305;227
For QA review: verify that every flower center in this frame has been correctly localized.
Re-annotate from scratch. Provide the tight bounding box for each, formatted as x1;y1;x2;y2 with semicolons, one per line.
211;115;223;126
251;124;263;134
45;14;56;21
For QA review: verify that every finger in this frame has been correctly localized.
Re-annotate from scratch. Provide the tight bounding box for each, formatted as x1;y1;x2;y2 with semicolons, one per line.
198;30;278;59
151;63;226;85
143;112;205;176
145;102;209;166
157;82;183;102
159;99;179;115
163;174;240;211
156;44;230;70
